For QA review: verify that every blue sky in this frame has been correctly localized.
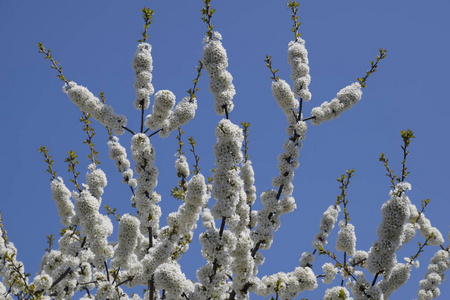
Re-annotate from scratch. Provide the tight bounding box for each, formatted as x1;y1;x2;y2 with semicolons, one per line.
1;0;449;299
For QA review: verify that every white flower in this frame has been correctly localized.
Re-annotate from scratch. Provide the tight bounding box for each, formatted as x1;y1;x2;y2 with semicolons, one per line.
50;177;75;226
336;221;356;256
63;81;127;135
202;38;236;116
379;263;412;298
287;41;312;101
322;263;339;284
111;214;140;268
145;89;176;130
323;286;351;300
86;167;107;201
159;97;198;137
311;82;362;125
313;205;340;250
175;154;190;178
271;79;299;114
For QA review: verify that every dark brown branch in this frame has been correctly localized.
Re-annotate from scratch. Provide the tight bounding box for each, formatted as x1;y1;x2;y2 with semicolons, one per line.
148;129;162;138
122;126;136;135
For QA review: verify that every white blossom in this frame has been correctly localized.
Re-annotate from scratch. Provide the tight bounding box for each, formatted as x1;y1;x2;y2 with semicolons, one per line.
322;263;339;284
313;205;340;250
311;82;362;125
202;36;236;115
336;221;356;256
63;81;127;135
288;40;312;101
378;263;411;299
367;182;412;277
145;89;175;130
271;79;299;114
417;250;449;300
132;43;154;109
323;286;352;300
50;177;75;227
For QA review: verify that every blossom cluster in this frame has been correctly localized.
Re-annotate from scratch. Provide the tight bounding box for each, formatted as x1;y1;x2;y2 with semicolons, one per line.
110;214;140;269
50;177;76;227
108;136;137;188
158;96;198;138
287;39;312;101
175;154;189;178
145;90;175;130
367;182;412;277
253;266;318;298
311;82;363;125
132;43;154;110
417;250;449;300
323;286;351;300
409;205;444;246
73;188;114;266
378;262;412;299
154;262;194;298
313;205;340;250
211;119;245;218
336;220;356;256
202;32;236;115
86;163;107;201
1;229;27;298
63;81;127;135
271;79;299;115
130;133;161;235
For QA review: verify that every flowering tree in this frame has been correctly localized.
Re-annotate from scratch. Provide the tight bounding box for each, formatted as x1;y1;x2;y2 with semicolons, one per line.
1;1;449;299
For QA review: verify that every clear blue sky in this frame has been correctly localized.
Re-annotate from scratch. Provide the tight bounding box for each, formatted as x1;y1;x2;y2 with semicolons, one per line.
1;0;449;299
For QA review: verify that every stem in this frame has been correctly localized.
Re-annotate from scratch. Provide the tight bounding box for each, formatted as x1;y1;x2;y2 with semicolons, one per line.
116;276;135;287
148;128;162;138
104;261;110;282
302;115;316;122
51;267;72;288
210;217;227;284
122;126;136;135
372;272;380;286
149;275;155;300
141;104;145;133
219;216;226;238
148;227;153;249
224;105;229;120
